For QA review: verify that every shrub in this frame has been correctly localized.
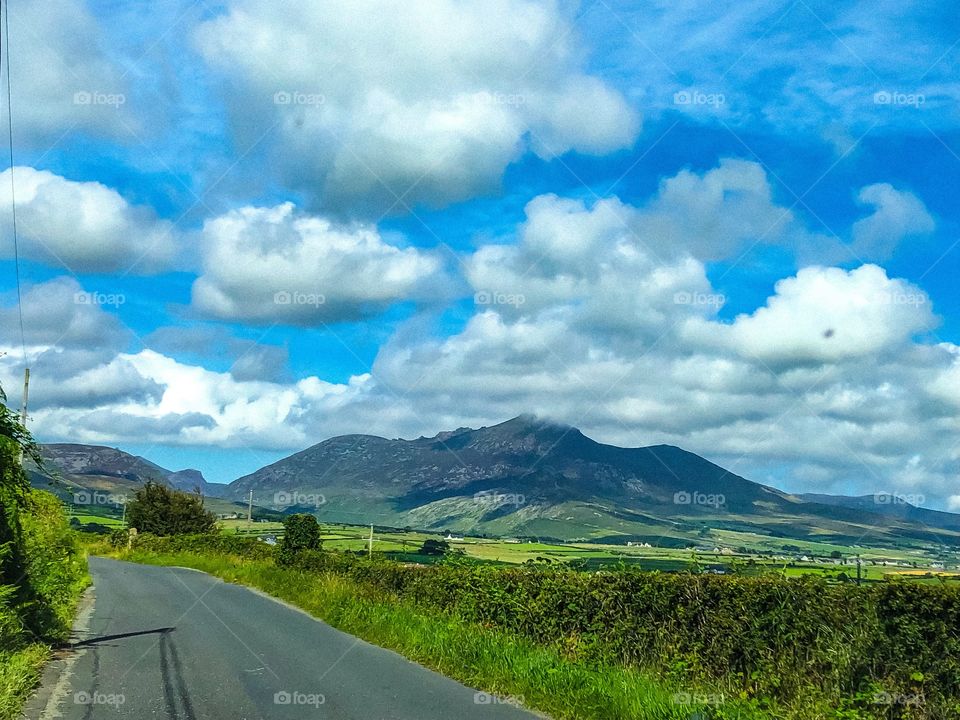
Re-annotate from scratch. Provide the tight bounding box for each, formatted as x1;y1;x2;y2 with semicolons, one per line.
0;434;87;720
130;532;274;560
276;514;321;566
125;481;216;536
418;539;450;556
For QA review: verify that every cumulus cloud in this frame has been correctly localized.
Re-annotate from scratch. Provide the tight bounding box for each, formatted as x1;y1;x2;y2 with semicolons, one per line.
0;168;177;273
2;348;372;449
193;0;639;212
145;325;291;383
191;202;443;325
8;0;132;144
0;276;126;348
688;265;937;364
851;184;936;260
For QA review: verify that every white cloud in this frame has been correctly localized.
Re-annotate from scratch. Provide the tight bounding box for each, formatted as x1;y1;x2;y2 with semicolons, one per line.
191;202;443;324
0;168;176;273
851;183;935;260
194;0;638;212
0;276;126;347
690;265;937;364
8;0;132;144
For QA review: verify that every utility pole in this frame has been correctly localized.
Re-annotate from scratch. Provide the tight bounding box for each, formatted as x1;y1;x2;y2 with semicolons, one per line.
247;490;254;534
856;554;862;585
368;524;373;558
19;367;29;427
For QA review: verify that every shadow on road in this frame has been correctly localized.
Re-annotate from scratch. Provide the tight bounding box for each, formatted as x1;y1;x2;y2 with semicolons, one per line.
71;627;176;648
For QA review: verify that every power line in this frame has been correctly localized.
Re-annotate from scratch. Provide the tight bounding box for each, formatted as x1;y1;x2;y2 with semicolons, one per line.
0;0;24;365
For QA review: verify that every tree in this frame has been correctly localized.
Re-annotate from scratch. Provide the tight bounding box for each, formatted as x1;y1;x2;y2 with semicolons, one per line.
418;539;450;556
276;514;322;565
125;482;216;536
830;550;843;559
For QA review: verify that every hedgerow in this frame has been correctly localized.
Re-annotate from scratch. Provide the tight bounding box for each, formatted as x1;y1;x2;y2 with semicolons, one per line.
0;437;88;720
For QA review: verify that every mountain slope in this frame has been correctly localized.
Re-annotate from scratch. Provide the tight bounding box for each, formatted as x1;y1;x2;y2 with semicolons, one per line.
226;415;960;546
30;443;224;502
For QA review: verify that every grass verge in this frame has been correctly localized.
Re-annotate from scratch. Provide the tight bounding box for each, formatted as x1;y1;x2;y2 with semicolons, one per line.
0;645;49;720
108;547;768;720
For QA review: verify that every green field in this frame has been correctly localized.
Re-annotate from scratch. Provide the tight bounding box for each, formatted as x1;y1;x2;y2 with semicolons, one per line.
213;517;960;582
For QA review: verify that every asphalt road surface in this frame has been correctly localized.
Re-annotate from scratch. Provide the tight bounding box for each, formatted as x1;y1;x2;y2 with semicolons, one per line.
32;557;542;719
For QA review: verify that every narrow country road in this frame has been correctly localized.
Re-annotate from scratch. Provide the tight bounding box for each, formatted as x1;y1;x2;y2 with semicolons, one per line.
31;557;542;720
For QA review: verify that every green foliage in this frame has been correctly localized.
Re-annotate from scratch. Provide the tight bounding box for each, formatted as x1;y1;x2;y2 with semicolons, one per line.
0;434;87;720
127;532;274;560
125;481;216;536
0;387;41;471
418;538;450;556
276;514;322;566
284;551;960;718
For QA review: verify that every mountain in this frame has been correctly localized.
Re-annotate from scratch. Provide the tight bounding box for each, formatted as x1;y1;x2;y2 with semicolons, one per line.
799;493;960;532
225;415;960;547
30;443;225;504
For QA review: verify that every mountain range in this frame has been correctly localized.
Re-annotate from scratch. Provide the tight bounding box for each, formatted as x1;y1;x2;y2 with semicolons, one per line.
29;415;960;548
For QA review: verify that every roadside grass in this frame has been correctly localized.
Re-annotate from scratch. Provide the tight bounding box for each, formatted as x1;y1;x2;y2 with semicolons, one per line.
0;644;48;720
110;548;769;720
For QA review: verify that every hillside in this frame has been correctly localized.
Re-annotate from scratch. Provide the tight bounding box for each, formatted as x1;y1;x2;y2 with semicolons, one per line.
225;415;960;546
29;443;228;507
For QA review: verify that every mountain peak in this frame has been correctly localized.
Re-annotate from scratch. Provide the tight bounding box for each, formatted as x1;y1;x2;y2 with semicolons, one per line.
494;414;574;434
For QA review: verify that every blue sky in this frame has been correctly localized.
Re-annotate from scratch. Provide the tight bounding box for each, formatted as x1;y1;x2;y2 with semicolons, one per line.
1;0;959;509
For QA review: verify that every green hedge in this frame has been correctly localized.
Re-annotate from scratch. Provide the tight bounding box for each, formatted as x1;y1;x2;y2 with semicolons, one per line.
124;530;275;560
1;437;88;720
131;535;960;718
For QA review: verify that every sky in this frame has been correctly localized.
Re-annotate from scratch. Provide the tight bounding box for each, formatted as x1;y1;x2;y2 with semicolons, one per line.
0;0;959;509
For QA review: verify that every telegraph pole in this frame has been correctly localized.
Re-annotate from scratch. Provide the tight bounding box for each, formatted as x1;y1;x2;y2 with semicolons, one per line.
247;490;254;534
368;524;373;558
19;367;29;426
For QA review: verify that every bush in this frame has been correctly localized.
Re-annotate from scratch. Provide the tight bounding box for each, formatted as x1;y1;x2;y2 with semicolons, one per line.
129;532;274;560
418;539;450;556
276;514;321;566
125;482;216;536
0;435;87;720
